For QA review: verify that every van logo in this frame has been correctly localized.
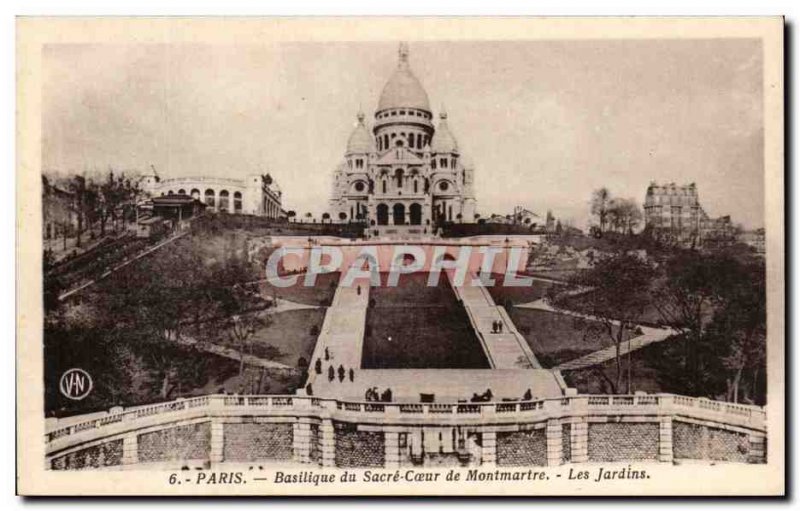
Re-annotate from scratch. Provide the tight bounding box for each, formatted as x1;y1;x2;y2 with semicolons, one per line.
59;368;93;401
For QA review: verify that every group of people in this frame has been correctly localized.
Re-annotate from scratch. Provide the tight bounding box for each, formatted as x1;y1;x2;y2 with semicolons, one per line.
491;320;505;333
469;388;534;402
325;364;354;383
365;387;393;402
313;347;357;384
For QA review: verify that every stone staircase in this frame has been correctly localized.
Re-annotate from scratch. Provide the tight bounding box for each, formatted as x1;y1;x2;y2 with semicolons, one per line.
447;271;542;370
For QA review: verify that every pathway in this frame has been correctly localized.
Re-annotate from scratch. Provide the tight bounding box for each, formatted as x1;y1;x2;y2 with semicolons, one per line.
516;298;679;371
448;271;542;369
305;276;370;392
173;334;294;371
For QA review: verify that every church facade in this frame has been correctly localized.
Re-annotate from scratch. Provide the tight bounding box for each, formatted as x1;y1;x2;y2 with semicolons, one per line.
329;43;477;238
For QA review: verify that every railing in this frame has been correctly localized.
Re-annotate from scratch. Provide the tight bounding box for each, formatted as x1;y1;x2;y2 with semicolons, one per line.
45;393;766;448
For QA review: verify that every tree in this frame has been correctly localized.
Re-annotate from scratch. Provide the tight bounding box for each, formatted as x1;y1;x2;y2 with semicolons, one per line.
607;198;643;235
322;212;331;224
338;212;347;222
590;187;612;234
648;252;766;401
709;267;766;403
286;210;296;222
649;251;742;394
305;212;313;223
226;312;268;377
551;251;656;393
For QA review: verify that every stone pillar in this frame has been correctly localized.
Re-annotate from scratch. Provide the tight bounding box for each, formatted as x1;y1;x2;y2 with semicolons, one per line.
384;432;400;469
481;431;497;467
570;419;589;463
658;417;674;463
293;422;312;464
210;420;225;466
545;420;563;467
320;420;336;468
122;433;138;466
748;433;767;464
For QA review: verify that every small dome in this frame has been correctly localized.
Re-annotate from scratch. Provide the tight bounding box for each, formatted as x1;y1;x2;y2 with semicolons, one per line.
377;43;431;113
346;112;375;154
431;111;459;154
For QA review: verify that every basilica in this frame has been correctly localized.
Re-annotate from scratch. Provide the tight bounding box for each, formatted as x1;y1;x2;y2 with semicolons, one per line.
329;43;477;238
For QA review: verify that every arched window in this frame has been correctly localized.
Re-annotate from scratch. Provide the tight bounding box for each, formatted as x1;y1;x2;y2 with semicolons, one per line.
382;180;387;194
394;169;404;188
178;189;186;195
205;189;215;208
233;191;242;213
409;203;422;225
413;179;418;193
393;203;406;225
408;134;415;149
417;133;423;148
384;134;389;149
376;204;389;225
218;190;230;212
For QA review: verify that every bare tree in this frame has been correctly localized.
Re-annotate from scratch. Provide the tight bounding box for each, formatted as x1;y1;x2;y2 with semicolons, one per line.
590;187;612;233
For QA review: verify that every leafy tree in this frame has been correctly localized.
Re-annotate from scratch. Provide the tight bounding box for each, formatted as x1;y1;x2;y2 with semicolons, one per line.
649;253;766;402
551;251;656;393
322;212;330;224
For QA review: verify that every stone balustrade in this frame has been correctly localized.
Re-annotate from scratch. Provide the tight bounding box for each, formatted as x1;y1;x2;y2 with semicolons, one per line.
45;393;767;470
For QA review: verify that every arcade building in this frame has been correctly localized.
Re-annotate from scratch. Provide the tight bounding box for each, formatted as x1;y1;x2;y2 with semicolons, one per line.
329;43;477;238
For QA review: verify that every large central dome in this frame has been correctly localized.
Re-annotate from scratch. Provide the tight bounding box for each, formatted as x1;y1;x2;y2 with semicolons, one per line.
376;43;431;113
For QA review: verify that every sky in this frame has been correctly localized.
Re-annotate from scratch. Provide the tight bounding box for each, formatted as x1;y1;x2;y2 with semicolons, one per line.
42;39;764;229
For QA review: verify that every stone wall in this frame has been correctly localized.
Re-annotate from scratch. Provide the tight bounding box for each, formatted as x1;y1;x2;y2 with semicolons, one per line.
588;422;659;462
334;423;385;468
673;421;749;463
51;439;123;470
497;429;547;467
561;423;572;464
138;422;210;463
223;422;293;462
309;423;321;463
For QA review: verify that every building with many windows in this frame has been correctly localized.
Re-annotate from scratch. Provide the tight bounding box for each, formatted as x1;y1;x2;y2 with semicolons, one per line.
643;182;735;247
329;43;477;238
140;173;283;219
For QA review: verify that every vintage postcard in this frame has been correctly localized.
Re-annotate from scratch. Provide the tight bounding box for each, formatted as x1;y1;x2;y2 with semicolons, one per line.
16;17;784;496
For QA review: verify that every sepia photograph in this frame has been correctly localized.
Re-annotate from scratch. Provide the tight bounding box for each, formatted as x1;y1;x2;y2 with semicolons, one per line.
16;16;784;496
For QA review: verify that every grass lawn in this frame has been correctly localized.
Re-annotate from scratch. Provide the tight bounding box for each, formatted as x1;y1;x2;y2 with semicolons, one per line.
484;273;559;306
362;273;489;369
507;308;637;368
249;309;326;367
258;272;340;306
